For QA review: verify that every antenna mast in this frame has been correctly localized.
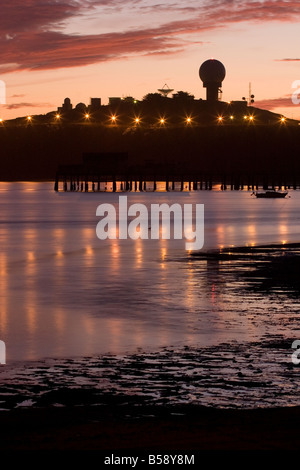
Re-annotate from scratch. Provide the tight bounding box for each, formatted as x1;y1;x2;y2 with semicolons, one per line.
249;82;255;106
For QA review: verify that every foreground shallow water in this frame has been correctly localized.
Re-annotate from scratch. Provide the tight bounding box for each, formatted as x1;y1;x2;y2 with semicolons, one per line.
1;242;300;409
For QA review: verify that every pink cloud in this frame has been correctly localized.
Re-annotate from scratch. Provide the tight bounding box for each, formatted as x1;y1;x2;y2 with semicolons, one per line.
0;1;300;72
0;29;184;71
275;58;300;61
0;1;79;34
255;96;297;110
10;94;26;98
4;102;53;110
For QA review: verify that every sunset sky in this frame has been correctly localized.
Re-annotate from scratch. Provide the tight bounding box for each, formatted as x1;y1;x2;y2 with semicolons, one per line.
0;0;300;120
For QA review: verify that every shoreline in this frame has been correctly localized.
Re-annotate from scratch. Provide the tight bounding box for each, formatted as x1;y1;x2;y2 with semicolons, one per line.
1;338;299;410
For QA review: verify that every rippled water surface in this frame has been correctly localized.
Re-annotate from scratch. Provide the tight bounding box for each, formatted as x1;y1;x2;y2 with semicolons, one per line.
0;182;299;408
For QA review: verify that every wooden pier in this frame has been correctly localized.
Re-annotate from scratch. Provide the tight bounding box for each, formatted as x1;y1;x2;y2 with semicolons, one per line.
54;152;299;192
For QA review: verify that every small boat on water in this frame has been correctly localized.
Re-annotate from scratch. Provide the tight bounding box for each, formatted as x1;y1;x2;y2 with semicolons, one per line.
252;189;288;199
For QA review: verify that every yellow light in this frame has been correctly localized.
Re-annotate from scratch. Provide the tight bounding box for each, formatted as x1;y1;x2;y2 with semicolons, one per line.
160;118;165;124
85;113;90;119
0;118;3;123
217;116;223;122
281;117;286;123
86;246;93;256
243;115;248;120
230;115;234;120
112;246;119;255
111;115;117;122
249;115;254;121
27;251;35;261
135;117;140;123
27;116;32;121
186;117;192;124
56;114;60;119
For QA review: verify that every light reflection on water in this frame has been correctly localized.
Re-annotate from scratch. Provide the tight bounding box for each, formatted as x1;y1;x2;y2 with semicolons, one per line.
0;182;299;361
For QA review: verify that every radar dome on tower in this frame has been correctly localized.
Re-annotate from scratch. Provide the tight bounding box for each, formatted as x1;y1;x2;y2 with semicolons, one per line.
199;59;226;101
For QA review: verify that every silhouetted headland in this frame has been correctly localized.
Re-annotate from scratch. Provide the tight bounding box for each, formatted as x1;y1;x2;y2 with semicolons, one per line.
1;58;299;184
0;59;300;184
0;101;299;186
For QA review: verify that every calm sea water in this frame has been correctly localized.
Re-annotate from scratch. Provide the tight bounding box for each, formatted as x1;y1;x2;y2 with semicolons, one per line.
0;182;299;362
